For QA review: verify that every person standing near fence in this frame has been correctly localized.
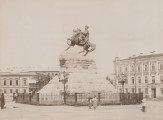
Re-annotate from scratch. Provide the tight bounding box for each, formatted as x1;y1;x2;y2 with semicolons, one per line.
0;93;5;109
88;97;92;109
13;93;17;108
92;95;98;109
141;96;146;112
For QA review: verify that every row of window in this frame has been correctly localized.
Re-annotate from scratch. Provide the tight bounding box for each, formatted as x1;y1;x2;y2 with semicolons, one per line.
0;89;26;94
119;76;163;84
119;88;143;93
0;80;26;86
119;88;163;94
118;62;163;73
0;78;27;80
130;76;163;84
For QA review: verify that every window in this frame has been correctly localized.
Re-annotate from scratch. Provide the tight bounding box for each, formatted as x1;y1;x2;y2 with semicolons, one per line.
125;67;128;72
151;64;155;71
10;80;12;85
152;76;155;84
131;65;134;71
16;89;18;93
16;80;18;85
138;88;141;93
132;77;134;84
125;88;128;93
138;77;141;84
161;88;163;94
145;76;148;83
145;65;148;71
160;63;163;70
4;80;6;86
4;89;6;93
10;89;12;93
138;65;141;71
132;88;134;93
119;67;121;73
145;88;148;94
160;76;163;83
23;78;27;85
24;89;26;93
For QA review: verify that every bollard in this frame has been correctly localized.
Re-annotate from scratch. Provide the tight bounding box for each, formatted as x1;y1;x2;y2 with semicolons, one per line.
29;93;31;104
75;93;77;104
37;93;39;105
98;93;101;105
23;93;25;104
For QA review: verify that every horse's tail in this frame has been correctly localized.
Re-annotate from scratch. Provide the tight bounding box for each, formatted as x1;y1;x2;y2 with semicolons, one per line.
89;43;96;52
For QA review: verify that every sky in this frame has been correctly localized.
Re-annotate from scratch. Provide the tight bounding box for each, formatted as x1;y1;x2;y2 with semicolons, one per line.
0;0;163;76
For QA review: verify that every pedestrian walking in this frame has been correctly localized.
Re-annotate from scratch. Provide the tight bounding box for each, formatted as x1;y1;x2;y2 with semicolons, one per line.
0;93;5;109
13;93;17;108
92;95;98;109
141;96;146;112
88;97;92;109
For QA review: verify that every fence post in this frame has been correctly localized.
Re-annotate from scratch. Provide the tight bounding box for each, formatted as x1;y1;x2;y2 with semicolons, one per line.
120;93;124;105
37;93;39;105
98;93;101;105
139;92;143;103
128;93;130;105
29;93;31;104
75;93;77;105
23;93;25;103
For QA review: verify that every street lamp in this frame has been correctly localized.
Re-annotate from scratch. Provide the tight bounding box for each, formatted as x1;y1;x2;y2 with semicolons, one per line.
133;54;137;93
117;74;127;93
58;71;69;104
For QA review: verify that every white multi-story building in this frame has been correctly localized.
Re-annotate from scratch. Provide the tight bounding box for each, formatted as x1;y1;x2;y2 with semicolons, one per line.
0;72;38;94
114;53;163;98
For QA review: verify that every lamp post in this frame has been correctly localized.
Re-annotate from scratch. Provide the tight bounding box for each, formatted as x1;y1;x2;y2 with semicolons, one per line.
58;71;69;104
117;73;127;93
133;54;137;93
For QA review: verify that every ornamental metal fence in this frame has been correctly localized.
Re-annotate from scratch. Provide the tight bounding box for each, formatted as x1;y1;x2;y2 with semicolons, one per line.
16;92;143;106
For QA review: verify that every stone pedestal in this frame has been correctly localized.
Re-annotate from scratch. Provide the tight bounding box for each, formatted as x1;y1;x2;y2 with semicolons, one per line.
39;51;116;94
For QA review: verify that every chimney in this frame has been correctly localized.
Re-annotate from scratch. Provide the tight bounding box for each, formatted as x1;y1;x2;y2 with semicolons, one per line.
139;53;143;56
150;51;156;55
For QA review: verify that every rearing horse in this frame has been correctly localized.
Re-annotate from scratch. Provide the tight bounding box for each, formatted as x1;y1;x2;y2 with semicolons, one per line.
65;33;96;56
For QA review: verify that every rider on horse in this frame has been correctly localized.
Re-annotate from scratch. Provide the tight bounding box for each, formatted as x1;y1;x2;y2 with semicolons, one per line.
66;25;96;56
69;25;90;48
80;25;90;47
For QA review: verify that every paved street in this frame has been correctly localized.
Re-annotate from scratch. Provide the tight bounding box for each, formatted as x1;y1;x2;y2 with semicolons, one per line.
0;101;163;120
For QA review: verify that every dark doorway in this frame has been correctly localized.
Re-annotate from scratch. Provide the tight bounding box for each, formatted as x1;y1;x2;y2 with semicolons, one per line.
151;88;156;98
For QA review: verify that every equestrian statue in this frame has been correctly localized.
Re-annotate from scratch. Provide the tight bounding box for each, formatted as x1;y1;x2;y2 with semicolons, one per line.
65;25;96;56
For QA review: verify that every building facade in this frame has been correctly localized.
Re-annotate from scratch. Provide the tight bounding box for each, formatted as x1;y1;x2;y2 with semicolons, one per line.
114;53;163;99
0;70;60;94
0;72;38;94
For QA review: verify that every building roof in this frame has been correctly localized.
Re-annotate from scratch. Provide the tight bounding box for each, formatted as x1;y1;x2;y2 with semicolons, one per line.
29;70;59;72
115;53;163;62
0;72;38;76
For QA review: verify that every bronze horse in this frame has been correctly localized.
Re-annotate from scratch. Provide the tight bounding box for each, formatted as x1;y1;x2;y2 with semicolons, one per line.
65;32;96;56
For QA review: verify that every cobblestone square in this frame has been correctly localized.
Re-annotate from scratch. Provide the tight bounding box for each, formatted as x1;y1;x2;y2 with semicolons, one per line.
1;101;163;120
